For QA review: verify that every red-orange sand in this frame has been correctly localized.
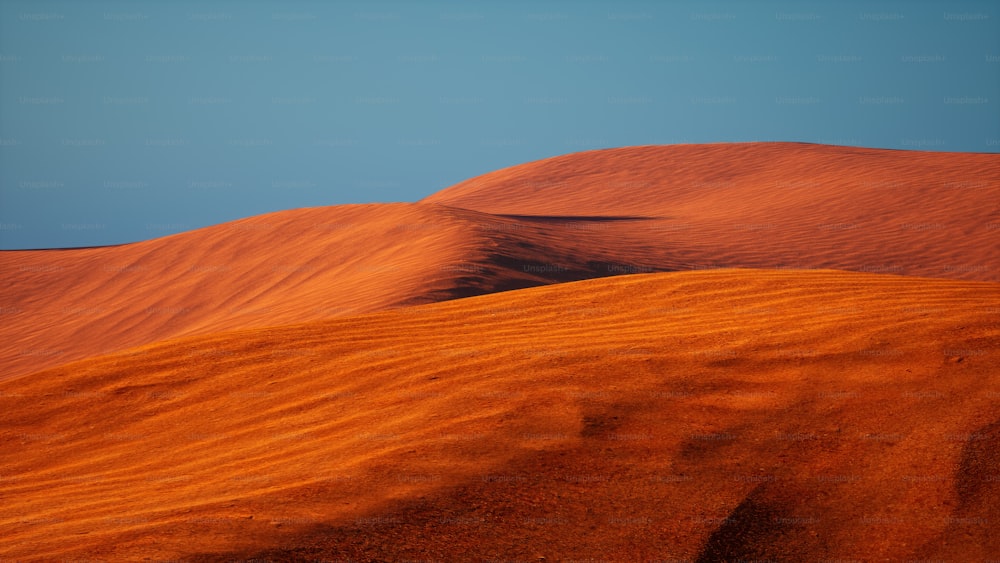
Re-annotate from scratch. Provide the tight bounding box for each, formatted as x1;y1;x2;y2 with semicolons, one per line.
426;142;1000;283
2;143;997;380
1;270;998;561
0;143;998;561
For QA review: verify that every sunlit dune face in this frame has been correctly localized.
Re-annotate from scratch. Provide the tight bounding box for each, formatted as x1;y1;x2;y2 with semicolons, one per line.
425;143;1000;282
1;270;997;561
2;144;998;382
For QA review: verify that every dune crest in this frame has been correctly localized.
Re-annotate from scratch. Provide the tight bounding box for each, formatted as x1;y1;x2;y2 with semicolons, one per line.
426;142;1000;281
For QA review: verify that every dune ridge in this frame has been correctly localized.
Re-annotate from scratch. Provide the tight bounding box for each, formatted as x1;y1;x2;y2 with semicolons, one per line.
426;142;1000;280
0;203;655;380
2;143;998;381
1;269;998;561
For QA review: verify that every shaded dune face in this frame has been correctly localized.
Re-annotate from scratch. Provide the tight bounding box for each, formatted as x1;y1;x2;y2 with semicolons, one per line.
2;143;998;381
914;417;1000;559
1;270;997;561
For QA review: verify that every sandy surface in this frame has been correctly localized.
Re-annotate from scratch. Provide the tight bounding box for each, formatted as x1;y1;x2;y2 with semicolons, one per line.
1;143;998;561
2;143;998;381
1;269;998;561
426;143;1000;281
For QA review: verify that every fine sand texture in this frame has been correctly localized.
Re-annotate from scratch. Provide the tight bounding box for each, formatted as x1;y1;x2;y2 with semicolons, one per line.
2;143;998;380
1;270;998;561
426;143;1000;281
1;143;998;560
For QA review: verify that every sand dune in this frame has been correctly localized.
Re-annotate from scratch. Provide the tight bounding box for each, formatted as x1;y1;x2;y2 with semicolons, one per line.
2;203;469;380
0;203;649;380
2;143;998;559
426;142;1000;281
1;269;997;561
3;143;998;382
0;202;705;381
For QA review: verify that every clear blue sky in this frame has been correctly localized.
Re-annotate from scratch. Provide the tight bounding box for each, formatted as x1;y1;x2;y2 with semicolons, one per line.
1;0;998;248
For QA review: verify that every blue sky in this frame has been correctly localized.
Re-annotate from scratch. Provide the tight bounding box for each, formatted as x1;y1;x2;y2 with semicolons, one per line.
1;0;998;248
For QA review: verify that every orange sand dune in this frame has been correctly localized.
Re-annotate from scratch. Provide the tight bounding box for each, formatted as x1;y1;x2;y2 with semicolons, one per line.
1;269;997;561
426;143;1000;281
3;144;998;383
1;203;475;380
0;201;714;381
0;203;628;380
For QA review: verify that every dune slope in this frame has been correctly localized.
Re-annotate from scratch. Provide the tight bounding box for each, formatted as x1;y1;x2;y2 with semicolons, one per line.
2;203;471;380
425;143;1000;281
0;203;659;380
1;269;997;561
3;143;997;381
